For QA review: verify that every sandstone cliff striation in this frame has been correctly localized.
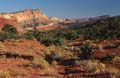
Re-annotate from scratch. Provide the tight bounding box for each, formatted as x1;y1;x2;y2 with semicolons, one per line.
0;9;50;26
0;9;64;32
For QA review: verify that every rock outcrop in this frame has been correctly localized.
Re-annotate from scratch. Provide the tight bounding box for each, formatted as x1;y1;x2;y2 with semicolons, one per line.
0;9;50;27
0;17;23;33
0;9;64;32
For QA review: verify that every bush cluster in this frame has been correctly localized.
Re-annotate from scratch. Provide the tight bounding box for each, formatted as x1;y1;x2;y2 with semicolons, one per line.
79;42;95;60
0;24;66;46
32;30;66;46
31;55;49;68
0;24;21;41
2;24;18;34
1;16;120;45
74;60;105;73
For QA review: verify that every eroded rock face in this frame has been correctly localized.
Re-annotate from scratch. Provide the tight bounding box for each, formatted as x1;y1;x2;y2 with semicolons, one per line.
0;17;23;33
0;9;50;27
13;9;49;22
0;9;64;32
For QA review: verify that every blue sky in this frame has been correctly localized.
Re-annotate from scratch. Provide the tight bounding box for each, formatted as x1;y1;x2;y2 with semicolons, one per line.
0;0;120;18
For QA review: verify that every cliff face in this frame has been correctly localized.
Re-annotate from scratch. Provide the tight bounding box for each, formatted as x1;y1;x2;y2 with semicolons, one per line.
0;9;64;32
0;9;50;27
0;17;23;33
12;9;49;22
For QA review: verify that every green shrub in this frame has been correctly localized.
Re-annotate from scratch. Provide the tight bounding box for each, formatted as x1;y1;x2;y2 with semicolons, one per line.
2;24;18;34
45;50;63;64
100;54;115;61
0;32;7;41
33;30;66;46
79;42;95;59
31;55;49;68
113;56;120;62
75;60;105;73
64;30;77;40
54;37;66;46
44;45;69;64
22;32;34;39
0;32;21;41
105;67;120;77
0;24;21;41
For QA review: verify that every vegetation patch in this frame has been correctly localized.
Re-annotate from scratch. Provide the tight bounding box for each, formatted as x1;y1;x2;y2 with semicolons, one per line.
74;60;105;73
31;55;49;68
0;70;11;78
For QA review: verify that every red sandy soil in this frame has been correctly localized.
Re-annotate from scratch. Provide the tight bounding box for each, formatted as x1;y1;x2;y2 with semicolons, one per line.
95;48;120;57
67;39;120;68
0;39;45;56
0;39;49;78
0;39;119;78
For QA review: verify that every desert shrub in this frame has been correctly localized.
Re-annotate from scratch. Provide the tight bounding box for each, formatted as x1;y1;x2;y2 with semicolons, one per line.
2;24;18;34
51;51;63;61
6;33;21;39
97;44;104;51
33;30;66;46
43;68;57;76
64;30;78;40
0;32;21;41
0;24;20;41
105;43;115;49
51;60;58;65
79;42;95;59
56;30;78;40
0;32;7;41
113;56;120;62
31;55;49;68
75;60;105;73
100;54;115;61
105;67;120;78
45;45;73;64
45;50;63;64
10;69;29;76
41;37;66;46
54;37;66;46
63;51;74;59
22;32;34;39
44;45;56;55
0;70;11;78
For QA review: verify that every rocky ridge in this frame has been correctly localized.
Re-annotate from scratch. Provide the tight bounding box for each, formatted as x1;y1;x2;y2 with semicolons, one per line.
0;9;64;32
